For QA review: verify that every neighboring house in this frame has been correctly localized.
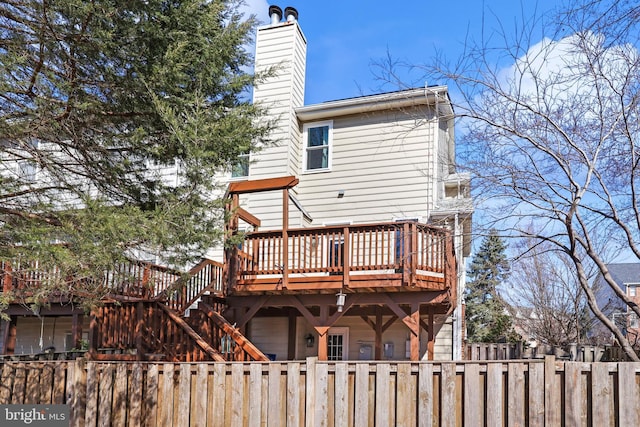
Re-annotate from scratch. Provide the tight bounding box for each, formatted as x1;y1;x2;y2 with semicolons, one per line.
595;263;640;346
0;6;472;362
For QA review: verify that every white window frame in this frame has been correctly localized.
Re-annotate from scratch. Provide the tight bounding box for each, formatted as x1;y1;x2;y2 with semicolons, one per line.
629;285;637;297
302;120;333;173
327;327;349;361
231;152;250;179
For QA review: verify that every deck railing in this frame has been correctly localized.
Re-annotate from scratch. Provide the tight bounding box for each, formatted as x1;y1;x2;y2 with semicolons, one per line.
231;221;455;290
1;258;181;298
160;259;224;314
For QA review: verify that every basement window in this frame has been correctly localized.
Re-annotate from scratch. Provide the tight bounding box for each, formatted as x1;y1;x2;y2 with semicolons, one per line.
303;121;332;172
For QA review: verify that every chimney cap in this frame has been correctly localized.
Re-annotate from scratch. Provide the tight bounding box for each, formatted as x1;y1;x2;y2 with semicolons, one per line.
284;6;298;22
268;5;283;24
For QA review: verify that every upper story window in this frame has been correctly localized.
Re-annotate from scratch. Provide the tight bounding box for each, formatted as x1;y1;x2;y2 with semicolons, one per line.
629;285;637;297
231;152;249;178
303;121;332;172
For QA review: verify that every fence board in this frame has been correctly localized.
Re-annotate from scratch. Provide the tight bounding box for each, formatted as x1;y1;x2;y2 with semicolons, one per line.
113;363;128;426
591;362;612;427
211;364;226;427
441;363;456;427
160;363;174;427
25;362;39;404
463;362;481;427
334;363;348;427
528;361;544;427
12;362;26;404
230;363;244;427
98;364;114;427
84;363;98;427
177;364;191;427
249;363;263;426
618;362;640;426
129;363;142;427
418;363;433;427
486;363;503;426
397;363;413;427
313;362;328;427
507;362;525;427
564;362;582;427
287;362;301;427
144;363;159;427
544;356;560;426
375;363;390;427
0;363;14;403
354;363;369;427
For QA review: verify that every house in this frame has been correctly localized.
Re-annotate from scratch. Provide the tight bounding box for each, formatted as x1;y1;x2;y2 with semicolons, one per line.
0;5;472;362
595;263;640;346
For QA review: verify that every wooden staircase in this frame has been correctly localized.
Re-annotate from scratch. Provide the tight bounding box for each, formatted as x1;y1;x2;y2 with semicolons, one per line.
89;258;269;362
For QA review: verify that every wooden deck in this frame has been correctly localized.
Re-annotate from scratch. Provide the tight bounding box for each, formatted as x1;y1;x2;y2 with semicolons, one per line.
227;220;456;295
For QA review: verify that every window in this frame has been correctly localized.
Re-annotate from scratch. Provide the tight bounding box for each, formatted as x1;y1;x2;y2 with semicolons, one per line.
327;327;349;361
18;160;37;182
630;313;639;329
231;152;249;178
303;121;332;172
629;286;637;297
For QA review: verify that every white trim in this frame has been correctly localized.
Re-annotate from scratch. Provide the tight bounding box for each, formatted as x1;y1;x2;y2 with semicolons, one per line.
327;327;349;361
302;120;333;173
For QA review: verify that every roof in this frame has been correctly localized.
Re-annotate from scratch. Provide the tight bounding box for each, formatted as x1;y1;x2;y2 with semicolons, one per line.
295;86;452;122
606;263;640;287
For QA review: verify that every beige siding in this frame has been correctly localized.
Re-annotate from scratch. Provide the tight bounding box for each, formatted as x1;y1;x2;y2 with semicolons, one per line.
251;314;452;361
296;107;438;225
247;317;289;361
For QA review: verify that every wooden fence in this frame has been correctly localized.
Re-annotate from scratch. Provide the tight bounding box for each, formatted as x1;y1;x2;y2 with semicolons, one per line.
0;357;638;426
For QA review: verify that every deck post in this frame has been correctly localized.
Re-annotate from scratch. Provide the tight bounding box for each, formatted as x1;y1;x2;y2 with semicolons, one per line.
288;309;297;359
282;188;289;289
316;328;329;361
403;222;410;286
427;308;435;360
410;304;420;361
374;308;383;360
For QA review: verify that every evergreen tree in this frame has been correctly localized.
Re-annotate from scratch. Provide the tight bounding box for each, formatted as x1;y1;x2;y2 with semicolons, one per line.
465;230;517;342
0;0;272;309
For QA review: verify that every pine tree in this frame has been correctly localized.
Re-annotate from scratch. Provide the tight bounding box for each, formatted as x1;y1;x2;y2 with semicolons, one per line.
0;0;272;309
465;230;517;342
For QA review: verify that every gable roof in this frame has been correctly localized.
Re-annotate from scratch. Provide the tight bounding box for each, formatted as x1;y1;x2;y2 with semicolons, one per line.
606;263;640;288
295;86;452;122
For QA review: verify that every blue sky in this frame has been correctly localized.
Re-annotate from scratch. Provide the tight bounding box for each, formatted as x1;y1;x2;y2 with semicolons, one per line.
243;1;561;104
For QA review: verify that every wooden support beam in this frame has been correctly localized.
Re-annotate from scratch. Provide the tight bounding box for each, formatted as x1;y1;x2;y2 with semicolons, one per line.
236;208;261;228
427;308;435;361
157;303;226;362
375;308;383;360
198;302;269;361
288;309;296;360
410;304;420;361
380;294;419;336
233;296;270;329
227;176;299;194
317;331;328;361
282;188;289;289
